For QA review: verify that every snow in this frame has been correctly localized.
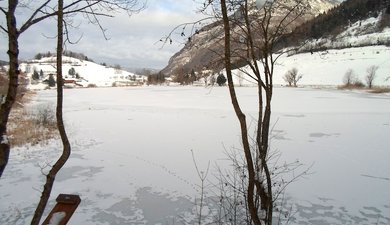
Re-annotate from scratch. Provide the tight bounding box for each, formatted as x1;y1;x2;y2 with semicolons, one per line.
233;45;390;87
1;134;9;144
0;85;389;225
299;15;390;55
1;42;390;224
19;56;147;88
48;212;66;225
256;0;267;8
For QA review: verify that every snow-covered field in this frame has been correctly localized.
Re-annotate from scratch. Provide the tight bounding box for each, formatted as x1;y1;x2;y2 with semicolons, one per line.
1;86;389;224
234;45;390;87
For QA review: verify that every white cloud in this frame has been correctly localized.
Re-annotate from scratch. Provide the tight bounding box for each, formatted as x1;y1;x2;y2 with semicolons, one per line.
0;0;206;69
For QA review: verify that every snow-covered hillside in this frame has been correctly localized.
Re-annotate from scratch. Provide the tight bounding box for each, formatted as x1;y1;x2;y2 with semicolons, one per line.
19;56;146;89
161;0;336;76
229;45;390;87
301;14;390;53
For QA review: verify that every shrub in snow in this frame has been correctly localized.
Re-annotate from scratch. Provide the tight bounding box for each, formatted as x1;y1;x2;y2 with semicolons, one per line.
87;83;97;88
34;104;56;127
365;65;379;89
216;73;227;86
343;69;357;87
283;68;302;87
342;69;366;89
32;70;40;80
48;74;56;87
68;67;76;77
353;79;365;88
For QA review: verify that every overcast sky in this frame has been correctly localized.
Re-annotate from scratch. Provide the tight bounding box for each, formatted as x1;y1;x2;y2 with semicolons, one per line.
0;0;205;70
0;0;344;70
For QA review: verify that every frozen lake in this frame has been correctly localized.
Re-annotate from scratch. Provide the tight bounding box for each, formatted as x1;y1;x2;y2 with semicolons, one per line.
1;86;389;224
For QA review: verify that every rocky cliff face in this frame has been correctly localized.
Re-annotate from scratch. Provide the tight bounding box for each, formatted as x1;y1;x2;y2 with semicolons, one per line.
160;0;337;77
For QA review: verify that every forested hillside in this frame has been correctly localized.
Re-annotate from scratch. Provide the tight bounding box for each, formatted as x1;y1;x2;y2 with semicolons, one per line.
161;0;390;79
288;0;390;48
160;0;335;78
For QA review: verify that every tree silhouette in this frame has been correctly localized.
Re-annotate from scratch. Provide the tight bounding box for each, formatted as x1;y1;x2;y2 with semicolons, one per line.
32;70;40;80
48;74;56;87
216;73;227;86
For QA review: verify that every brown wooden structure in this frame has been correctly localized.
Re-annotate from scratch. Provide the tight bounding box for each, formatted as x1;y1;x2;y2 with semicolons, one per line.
41;194;81;225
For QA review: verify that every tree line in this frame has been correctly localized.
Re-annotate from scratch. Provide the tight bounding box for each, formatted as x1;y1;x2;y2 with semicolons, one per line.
34;50;94;62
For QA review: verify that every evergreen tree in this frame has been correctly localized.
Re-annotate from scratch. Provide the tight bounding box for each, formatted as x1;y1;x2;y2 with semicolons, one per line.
216;73;227;86
34;53;42;60
32;70;40;80
48;74;56;87
190;69;196;84
39;69;44;78
68;67;76;76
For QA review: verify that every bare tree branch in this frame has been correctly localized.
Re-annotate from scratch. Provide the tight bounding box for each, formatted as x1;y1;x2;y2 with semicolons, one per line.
19;0;52;34
159;17;214;48
0;24;7;33
0;6;6;15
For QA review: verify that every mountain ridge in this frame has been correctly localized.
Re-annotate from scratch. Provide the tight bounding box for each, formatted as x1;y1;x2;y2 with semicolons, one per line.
160;0;337;77
161;0;390;79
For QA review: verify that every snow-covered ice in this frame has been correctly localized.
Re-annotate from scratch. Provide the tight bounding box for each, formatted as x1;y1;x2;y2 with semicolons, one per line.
0;86;389;224
48;212;66;225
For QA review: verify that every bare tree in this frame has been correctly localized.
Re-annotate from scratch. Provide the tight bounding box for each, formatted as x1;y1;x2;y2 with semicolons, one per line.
0;0;19;178
218;0;311;224
365;65;379;89
114;64;122;74
237;70;245;86
343;68;357;87
0;0;144;177
29;1;69;224
283;67;302;87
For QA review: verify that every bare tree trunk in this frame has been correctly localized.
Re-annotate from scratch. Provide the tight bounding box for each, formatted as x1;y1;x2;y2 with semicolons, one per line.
220;1;262;224
30;1;71;224
0;0;144;179
0;0;19;178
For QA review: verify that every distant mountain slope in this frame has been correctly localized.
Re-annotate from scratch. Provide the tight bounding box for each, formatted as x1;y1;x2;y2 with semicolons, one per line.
161;0;337;77
297;15;390;54
290;0;390;52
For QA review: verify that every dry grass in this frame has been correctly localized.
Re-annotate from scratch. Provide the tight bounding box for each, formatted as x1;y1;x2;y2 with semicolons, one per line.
338;85;390;94
368;87;390;94
1;72;58;146
337;83;366;90
8;92;58;147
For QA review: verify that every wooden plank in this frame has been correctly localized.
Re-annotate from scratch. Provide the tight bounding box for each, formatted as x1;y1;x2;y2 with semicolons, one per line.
41;194;81;225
